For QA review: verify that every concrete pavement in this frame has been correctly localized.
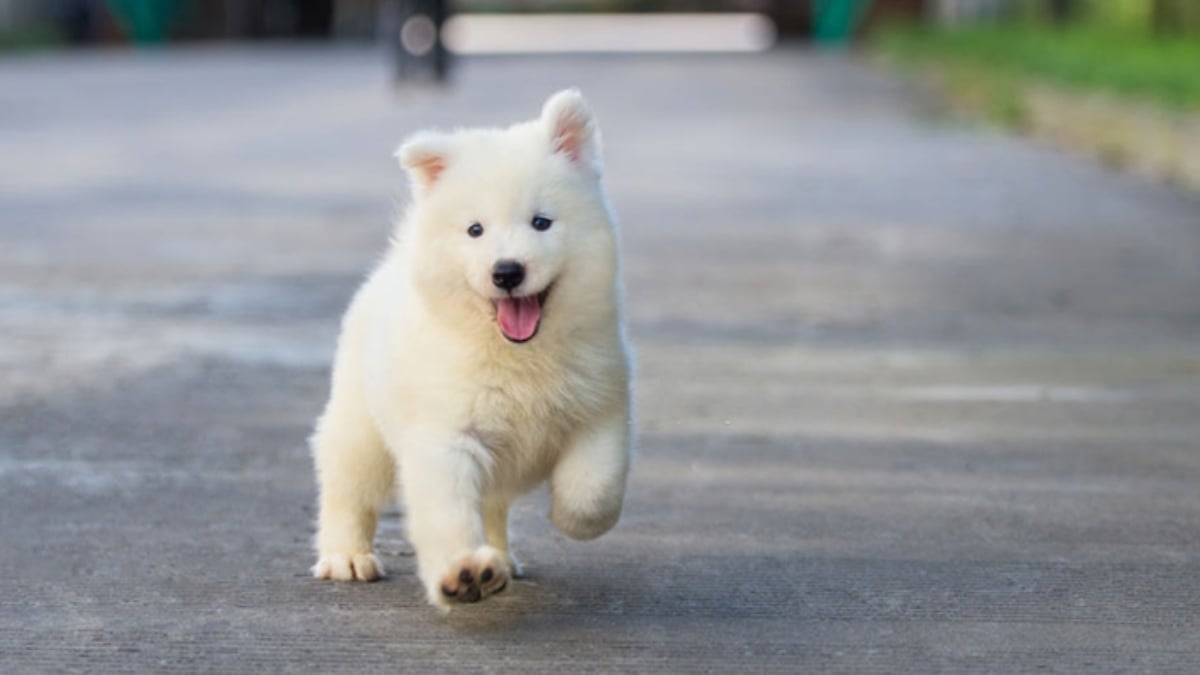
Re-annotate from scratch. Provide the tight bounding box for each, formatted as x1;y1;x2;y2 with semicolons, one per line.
1;47;1199;672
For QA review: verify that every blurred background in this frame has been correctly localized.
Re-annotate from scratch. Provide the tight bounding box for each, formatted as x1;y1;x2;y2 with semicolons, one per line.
2;0;1199;47
2;1;1198;119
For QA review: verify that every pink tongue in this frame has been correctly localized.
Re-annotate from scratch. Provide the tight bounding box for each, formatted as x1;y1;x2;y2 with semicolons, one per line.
496;295;541;341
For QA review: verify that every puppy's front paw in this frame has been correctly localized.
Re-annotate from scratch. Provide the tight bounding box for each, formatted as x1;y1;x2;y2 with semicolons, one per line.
431;546;510;606
312;552;385;582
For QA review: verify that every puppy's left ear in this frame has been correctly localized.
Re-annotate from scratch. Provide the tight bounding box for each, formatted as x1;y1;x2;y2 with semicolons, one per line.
541;88;602;174
395;131;455;197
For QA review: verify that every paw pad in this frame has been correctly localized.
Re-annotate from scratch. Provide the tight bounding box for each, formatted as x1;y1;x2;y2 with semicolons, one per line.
435;547;510;605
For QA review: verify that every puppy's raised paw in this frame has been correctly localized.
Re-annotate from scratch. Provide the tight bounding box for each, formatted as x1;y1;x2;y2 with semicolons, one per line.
433;546;510;606
312;552;385;582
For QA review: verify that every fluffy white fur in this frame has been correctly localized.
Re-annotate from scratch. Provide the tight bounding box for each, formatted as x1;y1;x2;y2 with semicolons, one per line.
310;89;632;608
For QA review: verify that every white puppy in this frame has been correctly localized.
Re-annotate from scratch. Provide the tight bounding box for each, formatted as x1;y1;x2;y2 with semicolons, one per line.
310;89;632;607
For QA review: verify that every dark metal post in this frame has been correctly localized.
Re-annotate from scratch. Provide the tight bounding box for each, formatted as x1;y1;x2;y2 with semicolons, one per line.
383;0;450;83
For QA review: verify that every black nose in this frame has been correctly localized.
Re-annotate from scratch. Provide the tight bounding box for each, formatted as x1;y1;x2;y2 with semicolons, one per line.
492;260;525;291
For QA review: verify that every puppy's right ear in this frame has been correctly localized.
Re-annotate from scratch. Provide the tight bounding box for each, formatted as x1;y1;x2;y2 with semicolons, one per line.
395;131;454;196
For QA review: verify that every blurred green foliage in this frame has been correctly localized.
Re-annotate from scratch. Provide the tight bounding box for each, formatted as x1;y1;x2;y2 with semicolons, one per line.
877;21;1200;111
1012;0;1152;27
1005;0;1200;32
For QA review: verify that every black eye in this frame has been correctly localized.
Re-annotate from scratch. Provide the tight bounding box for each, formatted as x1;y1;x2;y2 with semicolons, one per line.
467;223;484;238
531;216;553;231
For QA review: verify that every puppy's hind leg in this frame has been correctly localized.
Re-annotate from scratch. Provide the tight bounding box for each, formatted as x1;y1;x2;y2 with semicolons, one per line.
311;391;394;582
550;413;632;541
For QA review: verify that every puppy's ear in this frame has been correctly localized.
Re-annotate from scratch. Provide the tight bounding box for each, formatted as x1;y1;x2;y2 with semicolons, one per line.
541;88;602;173
395;131;455;196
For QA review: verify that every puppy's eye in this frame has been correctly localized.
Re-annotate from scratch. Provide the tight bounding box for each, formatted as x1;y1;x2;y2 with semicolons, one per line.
467;223;484;238
531;216;553;232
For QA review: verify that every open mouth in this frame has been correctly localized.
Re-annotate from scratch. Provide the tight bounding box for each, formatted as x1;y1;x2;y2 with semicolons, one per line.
493;286;551;344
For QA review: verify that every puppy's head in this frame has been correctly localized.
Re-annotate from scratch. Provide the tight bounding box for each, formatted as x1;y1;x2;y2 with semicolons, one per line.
396;89;617;344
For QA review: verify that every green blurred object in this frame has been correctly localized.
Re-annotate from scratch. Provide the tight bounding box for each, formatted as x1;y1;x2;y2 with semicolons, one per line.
813;0;875;45
107;0;186;44
877;23;1200;110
